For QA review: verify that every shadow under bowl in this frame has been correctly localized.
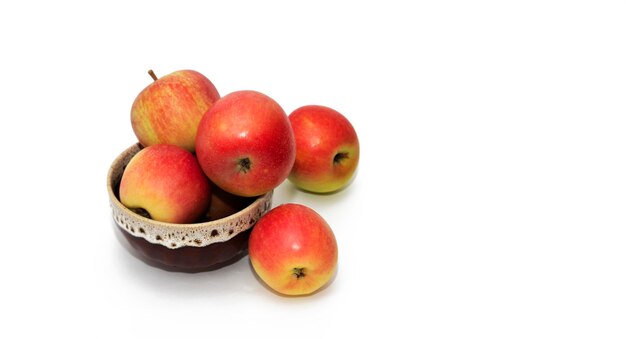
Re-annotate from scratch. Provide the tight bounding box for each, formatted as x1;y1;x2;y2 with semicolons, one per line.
107;143;273;273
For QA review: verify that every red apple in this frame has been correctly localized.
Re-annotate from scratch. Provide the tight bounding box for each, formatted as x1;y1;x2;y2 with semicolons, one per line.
249;203;338;296
288;105;360;193
195;90;295;197
119;144;211;224
131;69;220;152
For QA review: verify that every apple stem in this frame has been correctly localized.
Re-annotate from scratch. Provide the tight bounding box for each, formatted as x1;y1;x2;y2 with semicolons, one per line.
148;69;158;82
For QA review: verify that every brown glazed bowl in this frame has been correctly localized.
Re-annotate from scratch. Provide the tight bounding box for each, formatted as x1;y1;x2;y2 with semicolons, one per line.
107;143;273;272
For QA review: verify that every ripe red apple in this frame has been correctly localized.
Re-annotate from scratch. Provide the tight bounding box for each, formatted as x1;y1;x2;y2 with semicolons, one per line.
249;203;338;296
119;144;211;224
195;90;295;197
131;69;220;152
288;105;360;193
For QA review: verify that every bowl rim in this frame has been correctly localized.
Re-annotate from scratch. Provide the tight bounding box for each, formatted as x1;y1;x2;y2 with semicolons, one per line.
107;143;272;232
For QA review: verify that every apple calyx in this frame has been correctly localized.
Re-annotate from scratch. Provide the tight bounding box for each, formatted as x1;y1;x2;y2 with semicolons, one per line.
131;207;152;219
238;157;252;174
148;69;158;82
292;267;306;279
333;152;349;166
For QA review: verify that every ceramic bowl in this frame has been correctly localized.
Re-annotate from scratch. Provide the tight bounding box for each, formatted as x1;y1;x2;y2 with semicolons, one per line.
107;143;273;272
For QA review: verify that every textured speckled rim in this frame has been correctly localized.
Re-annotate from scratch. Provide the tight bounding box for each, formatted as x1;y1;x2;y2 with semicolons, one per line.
107;143;273;249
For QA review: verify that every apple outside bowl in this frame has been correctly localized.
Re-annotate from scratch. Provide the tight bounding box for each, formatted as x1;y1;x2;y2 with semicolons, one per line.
107;143;273;272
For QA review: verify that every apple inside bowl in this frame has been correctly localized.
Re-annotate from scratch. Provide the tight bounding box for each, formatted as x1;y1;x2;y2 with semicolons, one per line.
107;143;272;272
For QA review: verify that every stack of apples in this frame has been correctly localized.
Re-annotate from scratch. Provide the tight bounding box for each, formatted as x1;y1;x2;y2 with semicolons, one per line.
118;69;359;296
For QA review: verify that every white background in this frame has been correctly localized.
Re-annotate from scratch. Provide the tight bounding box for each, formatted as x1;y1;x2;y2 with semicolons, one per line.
1;1;625;338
